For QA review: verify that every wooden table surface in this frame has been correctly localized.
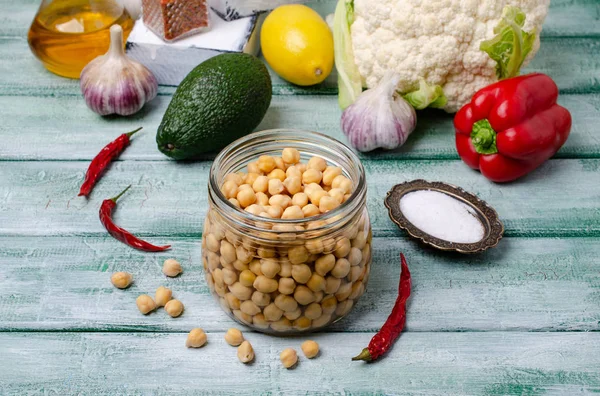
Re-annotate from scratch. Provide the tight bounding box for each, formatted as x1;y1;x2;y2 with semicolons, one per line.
1;1;599;394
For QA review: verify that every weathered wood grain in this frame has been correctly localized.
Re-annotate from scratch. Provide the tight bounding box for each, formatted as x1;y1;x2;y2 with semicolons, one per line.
1;236;598;332
0;0;38;37
543;0;600;38
1;0;599;391
1;332;599;395
0;93;598;161
1;35;599;96
0;159;596;238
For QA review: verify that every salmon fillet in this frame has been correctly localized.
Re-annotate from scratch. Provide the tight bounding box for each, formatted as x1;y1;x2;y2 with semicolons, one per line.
142;0;210;42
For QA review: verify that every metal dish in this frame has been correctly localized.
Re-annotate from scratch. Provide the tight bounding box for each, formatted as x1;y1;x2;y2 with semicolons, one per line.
384;180;504;254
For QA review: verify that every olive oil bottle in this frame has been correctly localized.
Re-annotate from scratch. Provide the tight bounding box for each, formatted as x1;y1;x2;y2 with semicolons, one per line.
28;0;134;79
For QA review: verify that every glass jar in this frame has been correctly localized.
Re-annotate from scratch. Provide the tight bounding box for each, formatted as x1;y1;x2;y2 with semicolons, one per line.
28;0;134;78
202;129;372;334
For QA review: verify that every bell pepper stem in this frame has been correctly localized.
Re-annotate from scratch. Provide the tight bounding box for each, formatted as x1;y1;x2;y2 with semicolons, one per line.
110;185;132;203
126;127;143;138
471;119;499;155
352;348;373;362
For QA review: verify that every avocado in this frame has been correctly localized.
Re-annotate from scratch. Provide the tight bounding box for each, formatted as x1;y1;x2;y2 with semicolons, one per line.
156;53;272;160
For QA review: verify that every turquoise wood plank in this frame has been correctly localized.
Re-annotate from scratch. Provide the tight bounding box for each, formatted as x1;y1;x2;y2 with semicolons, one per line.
0;35;599;96
1;236;598;332
1;332;598;395
0;93;598;161
0;0;38;37
542;0;600;38
0;159;596;238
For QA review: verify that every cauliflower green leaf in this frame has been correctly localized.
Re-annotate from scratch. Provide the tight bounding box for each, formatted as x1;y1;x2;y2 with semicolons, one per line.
334;0;362;109
403;80;447;110
480;6;536;80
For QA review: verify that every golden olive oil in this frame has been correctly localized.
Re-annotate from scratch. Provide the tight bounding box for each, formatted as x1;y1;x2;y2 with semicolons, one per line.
28;0;134;79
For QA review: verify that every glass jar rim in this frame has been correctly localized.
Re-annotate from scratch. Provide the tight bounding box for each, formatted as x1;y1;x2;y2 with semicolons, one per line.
208;129;367;235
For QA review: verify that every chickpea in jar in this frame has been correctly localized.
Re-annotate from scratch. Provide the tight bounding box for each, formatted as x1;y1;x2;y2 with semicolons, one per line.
202;137;372;334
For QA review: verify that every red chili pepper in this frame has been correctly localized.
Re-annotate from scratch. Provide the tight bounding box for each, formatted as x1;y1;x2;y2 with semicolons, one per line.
100;186;171;252
352;253;411;362
454;73;572;183
79;127;142;197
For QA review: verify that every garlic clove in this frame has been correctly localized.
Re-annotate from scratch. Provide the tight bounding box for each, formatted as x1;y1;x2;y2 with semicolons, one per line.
80;25;158;116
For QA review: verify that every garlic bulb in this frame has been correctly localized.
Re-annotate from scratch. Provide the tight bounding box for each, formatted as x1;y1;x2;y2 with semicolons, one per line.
341;71;416;152
80;25;158;116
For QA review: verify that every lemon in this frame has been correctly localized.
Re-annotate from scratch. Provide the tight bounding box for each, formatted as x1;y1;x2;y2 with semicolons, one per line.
261;5;334;86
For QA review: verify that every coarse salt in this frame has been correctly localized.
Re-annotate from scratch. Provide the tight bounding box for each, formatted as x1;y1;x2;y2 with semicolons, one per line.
399;190;485;244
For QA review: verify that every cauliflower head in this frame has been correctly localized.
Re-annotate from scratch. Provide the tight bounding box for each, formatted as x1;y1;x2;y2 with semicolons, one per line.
346;0;550;112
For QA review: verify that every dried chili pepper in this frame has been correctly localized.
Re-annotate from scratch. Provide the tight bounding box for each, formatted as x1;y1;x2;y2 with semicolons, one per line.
352;253;411;362
79;127;142;197
100;185;171;252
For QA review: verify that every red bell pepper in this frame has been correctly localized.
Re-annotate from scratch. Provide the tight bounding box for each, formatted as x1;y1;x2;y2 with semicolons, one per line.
454;73;572;183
